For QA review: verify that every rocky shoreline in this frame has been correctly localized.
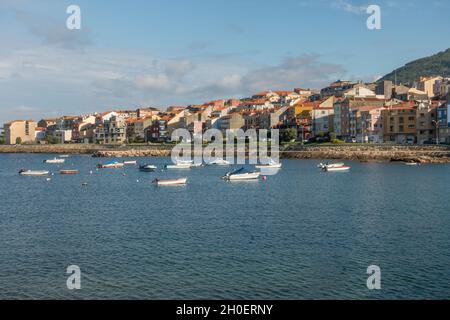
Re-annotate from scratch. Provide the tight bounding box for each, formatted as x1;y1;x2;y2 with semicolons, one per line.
1;144;450;163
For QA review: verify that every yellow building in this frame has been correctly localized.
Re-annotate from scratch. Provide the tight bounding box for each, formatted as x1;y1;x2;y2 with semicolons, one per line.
4;120;37;145
383;103;417;143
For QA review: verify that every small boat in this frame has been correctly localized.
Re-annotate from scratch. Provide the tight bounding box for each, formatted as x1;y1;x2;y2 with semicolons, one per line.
97;162;124;169
19;169;50;176
123;160;137;165
44;158;65;164
255;159;282;169
165;163;192;169
153;177;187;186
59;155;70;158
322;166;351;172
405;162;420;166
318;162;345;169
60;169;79;175
223;168;261;181
139;164;157;172
207;159;231;166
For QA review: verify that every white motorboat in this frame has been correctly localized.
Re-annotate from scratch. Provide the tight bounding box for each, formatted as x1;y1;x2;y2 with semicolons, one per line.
19;169;50;176
404;162;420;166
97;161;124;169
165;163;192;169
44;158;65;164
322;166;351;172
207;159;231;166
139;164;157;172
255;159;282;169
59;155;70;158
123;160;137;165
318;162;346;169
153;177;187;186
223;168;261;181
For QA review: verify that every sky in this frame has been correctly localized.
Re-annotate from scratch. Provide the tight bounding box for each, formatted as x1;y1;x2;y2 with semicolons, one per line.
0;0;449;124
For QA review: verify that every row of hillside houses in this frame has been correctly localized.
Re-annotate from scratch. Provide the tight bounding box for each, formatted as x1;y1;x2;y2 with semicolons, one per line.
3;76;450;145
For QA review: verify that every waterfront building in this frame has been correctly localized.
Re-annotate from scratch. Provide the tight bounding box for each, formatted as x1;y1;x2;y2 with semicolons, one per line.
334;97;385;140
383;102;417;144
349;106;384;143
416;101;439;144
312;97;335;136
437;101;450;143
126;116;158;142
4;120;37;145
220;112;245;134
95;115;127;144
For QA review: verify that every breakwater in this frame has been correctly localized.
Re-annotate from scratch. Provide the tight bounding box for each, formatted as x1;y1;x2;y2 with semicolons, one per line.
1;144;450;163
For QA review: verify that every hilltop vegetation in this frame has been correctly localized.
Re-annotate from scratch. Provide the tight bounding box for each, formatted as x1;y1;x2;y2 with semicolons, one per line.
379;49;450;85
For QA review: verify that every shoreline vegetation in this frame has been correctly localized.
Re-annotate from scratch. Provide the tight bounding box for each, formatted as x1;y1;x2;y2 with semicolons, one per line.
1;144;450;163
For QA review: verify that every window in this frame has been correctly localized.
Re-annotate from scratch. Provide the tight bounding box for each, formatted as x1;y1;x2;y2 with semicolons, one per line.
408;117;415;121
399;117;404;124
399;125;404;132
390;126;394;132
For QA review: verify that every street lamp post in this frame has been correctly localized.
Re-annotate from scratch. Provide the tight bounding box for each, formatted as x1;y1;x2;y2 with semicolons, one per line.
432;120;441;145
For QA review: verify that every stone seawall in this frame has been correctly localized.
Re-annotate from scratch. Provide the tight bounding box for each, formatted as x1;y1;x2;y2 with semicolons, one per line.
281;145;450;163
1;144;450;163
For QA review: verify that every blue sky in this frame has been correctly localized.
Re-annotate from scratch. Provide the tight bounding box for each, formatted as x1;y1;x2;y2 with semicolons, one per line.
0;0;449;123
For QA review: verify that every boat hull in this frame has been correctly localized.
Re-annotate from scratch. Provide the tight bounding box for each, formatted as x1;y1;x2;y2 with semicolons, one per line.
19;170;50;176
324;166;351;172
166;164;191;169
60;170;79;175
154;178;187;186
225;172;261;181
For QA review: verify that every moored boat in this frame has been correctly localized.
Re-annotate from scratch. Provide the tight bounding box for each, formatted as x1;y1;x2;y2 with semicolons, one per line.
19;169;50;176
59;155;70;158
44;158;65;164
318;162;345;169
139;164;157;172
207;159;231;166
165;163;192;169
223;168;261;181
123;160;137;165
97;162;124;169
153;177;187;186
60;169;79;175
322;166;351;172
255;159;282;169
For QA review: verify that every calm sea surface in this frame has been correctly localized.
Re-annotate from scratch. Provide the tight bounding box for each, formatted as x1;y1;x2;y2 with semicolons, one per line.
0;153;449;299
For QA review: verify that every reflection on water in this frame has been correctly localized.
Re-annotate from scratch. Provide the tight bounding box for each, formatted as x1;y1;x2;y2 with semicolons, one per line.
0;154;450;299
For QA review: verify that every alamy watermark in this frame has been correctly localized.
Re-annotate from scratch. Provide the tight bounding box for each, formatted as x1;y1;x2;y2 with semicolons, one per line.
66;5;81;30
367;265;381;290
66;265;81;290
170;126;279;168
367;5;381;30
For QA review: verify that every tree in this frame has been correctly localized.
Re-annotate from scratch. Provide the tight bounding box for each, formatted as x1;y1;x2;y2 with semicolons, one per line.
0;136;5;145
281;128;297;142
15;137;22;145
45;135;60;144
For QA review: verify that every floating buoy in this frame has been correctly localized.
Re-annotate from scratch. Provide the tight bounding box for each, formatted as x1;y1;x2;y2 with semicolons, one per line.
262;176;267;181
46;178;51;182
89;170;93;174
136;180;140;183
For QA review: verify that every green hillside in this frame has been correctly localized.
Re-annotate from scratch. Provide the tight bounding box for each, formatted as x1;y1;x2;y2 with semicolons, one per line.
378;49;450;85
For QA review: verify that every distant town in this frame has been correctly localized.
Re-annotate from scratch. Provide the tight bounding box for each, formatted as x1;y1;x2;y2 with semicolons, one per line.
2;76;450;146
